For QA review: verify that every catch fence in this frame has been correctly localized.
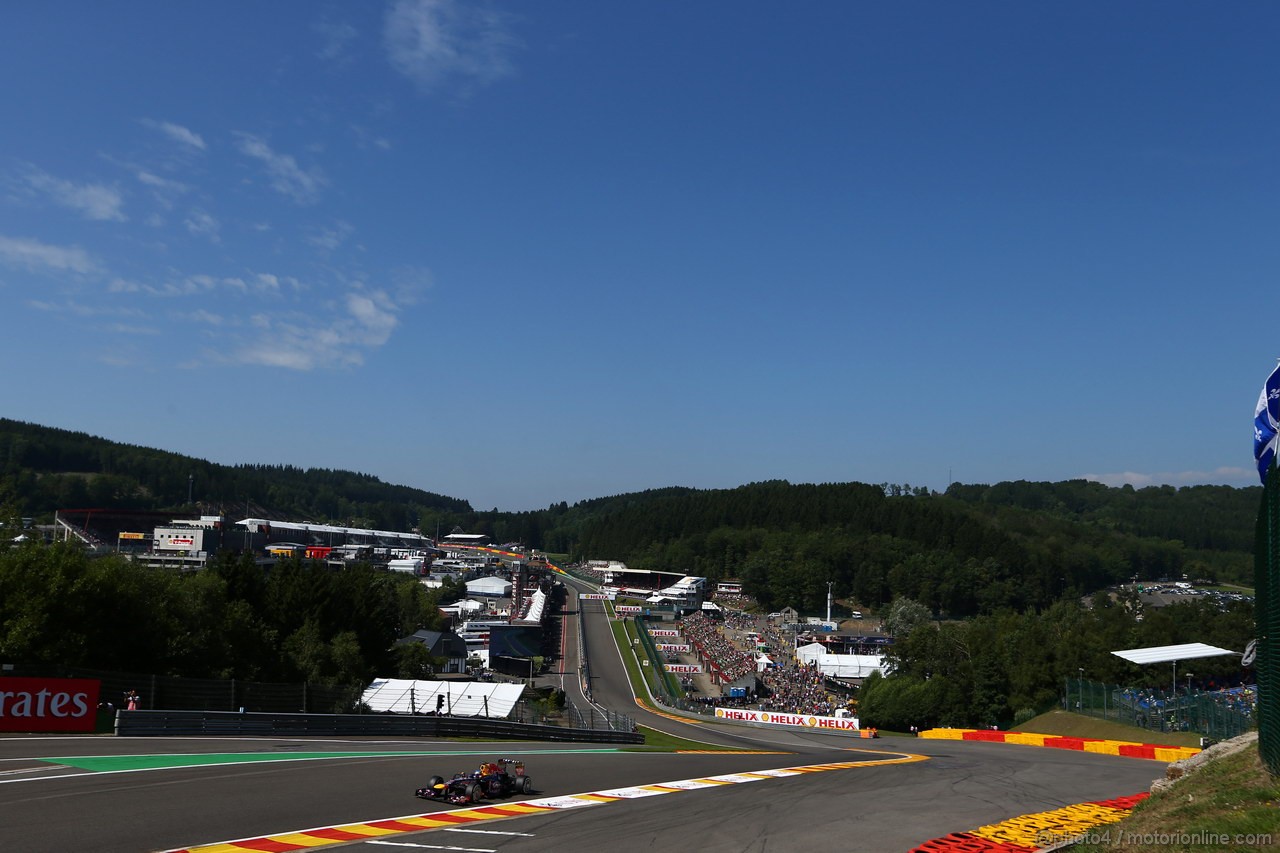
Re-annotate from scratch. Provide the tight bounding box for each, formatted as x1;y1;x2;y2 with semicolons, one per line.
1064;676;1254;742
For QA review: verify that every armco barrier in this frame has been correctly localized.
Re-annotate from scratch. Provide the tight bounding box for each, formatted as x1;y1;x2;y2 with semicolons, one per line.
115;709;644;744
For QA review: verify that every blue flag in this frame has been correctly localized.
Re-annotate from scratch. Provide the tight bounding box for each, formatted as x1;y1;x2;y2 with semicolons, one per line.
1254;363;1280;483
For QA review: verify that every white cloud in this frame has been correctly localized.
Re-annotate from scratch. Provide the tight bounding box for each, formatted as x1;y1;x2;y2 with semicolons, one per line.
389;264;433;305
384;0;517;93
0;234;98;274
1082;467;1254;489
26;298;142;318
351;124;392;151
142;119;206;151
184;209;221;242
22;166;126;221
307;220;354;251
314;17;359;61
233;132;327;204
231;286;402;370
106;322;161;335
182;308;225;326
137;170;190;194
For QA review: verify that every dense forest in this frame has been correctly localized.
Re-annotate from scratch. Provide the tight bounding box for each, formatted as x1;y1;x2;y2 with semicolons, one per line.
0;419;1260;621
0;543;457;685
859;594;1255;729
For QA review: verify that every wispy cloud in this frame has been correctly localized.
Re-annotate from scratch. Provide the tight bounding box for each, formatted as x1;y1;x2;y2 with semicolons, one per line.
350;124;392;151
314;17;359;61
384;0;518;93
114;270;298;299
307;220;354;251
142;118;206;151
233;132;327;204
184;209;221;242
0;234;99;274
232;286;402;370
1082;467;1254;489
136;169;191;207
21;165;126;221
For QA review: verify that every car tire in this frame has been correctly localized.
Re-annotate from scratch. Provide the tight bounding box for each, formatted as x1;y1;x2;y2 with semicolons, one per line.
467;782;484;803
427;775;444;789
521;776;533;794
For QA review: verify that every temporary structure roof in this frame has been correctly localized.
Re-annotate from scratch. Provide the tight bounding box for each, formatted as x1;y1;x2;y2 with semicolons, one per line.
795;643;883;678
361;679;525;718
1111;642;1237;665
466;576;512;597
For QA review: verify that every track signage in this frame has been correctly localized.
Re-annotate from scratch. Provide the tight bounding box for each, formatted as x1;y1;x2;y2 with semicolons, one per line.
0;677;100;732
664;664;703;673
714;706;861;732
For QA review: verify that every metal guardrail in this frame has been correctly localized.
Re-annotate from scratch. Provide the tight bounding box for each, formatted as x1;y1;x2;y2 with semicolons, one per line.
115;709;643;743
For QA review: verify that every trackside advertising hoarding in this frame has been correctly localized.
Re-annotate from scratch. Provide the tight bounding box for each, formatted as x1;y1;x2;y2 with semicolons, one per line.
649;629;680;638
0;677;101;732
714;707;860;732
655;643;691;652
664;663;703;674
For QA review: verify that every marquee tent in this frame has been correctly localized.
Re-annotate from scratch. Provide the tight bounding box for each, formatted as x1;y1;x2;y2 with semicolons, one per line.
361;679;525;718
795;642;884;678
466;576;512;598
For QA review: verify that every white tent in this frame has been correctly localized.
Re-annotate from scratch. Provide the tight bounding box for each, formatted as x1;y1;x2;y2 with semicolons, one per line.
755;654;774;672
361;679;525;718
795;643;882;678
466;576;512;598
440;599;486;616
518;588;548;622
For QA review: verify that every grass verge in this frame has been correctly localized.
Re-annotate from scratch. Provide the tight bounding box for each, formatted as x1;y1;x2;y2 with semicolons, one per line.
1017;710;1205;748
624;724;741;752
1070;741;1278;851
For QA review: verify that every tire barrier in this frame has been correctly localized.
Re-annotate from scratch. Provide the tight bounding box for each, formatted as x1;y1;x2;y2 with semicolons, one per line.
907;793;1149;853
918;728;1200;761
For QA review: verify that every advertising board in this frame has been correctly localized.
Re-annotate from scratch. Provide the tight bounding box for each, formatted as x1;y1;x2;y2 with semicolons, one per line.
663;664;703;674
0;677;101;732
713;707;861;732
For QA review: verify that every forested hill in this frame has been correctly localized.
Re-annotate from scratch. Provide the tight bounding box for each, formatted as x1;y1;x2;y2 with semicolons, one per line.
1;419;1261;620
0;419;470;528
551;479;1257;618
944;479;1258;552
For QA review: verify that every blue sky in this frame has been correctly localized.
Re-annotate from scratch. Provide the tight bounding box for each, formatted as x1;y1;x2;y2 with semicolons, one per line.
1;2;1276;512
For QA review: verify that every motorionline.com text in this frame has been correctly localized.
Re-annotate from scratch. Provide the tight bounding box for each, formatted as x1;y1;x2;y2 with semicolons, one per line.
1036;829;1273;847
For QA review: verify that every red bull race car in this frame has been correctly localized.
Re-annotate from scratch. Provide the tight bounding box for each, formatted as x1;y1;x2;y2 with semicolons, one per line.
415;759;534;804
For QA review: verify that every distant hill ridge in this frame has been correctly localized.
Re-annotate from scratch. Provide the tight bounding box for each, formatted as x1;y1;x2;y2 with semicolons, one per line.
0;418;1261;616
0;418;471;529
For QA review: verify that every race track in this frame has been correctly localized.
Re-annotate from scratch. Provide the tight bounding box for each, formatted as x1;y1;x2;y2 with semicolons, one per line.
0;581;1167;852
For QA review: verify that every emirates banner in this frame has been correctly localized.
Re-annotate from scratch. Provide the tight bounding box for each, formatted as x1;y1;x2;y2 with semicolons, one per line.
714;706;860;732
0;677;101;732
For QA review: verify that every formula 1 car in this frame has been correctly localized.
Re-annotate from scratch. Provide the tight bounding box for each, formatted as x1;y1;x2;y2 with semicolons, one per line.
415;759;533;804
